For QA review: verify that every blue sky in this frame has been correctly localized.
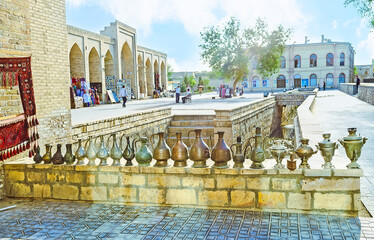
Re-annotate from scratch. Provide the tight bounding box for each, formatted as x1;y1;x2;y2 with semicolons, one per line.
66;0;374;71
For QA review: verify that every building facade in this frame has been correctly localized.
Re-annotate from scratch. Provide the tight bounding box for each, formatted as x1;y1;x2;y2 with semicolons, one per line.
245;41;354;91
68;21;167;100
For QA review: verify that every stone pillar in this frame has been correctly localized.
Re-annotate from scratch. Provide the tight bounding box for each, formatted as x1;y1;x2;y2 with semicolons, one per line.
83;36;90;87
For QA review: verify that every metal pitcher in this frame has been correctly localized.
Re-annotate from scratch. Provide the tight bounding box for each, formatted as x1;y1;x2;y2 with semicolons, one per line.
121;135;136;166
42;144;52;164
150;132;170;167
316;133;338;169
246;127;268;169
52;144;64;165
75;139;86;165
170;132;188;167
210;131;231;168
135;137;153;166
107;133;123;166
188;129;210;168
33;146;42;164
339;128;367;169
64;143;75;165
85;136;97;166
295;138;317;169
96;135;109;166
230;137;248;169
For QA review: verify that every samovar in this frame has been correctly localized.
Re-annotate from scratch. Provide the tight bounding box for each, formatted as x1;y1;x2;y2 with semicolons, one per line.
188;129;210;168
269;140;287;169
170;132;188;167
150;132;171;167
230;137;247;168
294;138;317;169
210;131;231;168
339;128;367;169
316;133;338;169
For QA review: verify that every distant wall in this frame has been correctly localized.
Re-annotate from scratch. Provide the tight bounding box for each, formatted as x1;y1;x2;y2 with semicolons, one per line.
357;83;374;105
339;83;357;95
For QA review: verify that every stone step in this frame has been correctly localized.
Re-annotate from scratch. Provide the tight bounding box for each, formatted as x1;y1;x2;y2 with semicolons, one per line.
172;115;215;121
169;120;215;127
168;126;215;137
167;136;213;148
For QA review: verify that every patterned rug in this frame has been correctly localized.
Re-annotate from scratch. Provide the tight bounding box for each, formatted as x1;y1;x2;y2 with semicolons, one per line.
0;57;39;160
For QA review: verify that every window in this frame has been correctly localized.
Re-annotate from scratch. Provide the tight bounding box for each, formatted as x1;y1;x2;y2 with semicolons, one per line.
262;78;269;87
252;76;259;88
326;73;334;86
326;53;334;66
310;74;317;86
340;53;345;66
294;74;301;88
294;55;301;68
280;56;286;68
277;75;286;88
252;59;258;70
310;54;317;67
339;73;345;84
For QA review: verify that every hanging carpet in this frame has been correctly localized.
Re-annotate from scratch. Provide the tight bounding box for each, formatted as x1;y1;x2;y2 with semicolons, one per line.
0;57;39;161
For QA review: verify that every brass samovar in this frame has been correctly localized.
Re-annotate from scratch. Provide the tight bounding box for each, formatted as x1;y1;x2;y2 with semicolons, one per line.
339;128;367;169
316;133;337;169
294;138;317;169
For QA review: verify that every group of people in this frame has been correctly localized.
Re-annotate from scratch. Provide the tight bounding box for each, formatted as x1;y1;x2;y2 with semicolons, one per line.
319;75;360;93
71;80;101;108
153;85;166;98
175;85;192;103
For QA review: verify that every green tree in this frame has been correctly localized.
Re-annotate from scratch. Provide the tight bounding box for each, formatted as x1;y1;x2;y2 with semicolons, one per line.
203;78;210;87
181;76;187;92
198;76;204;86
167;64;173;81
199;17;291;95
345;0;374;28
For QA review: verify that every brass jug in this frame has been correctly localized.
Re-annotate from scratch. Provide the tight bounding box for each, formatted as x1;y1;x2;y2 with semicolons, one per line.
75;139;86;165
269;140;287;169
316;133;338;169
121;135;136;166
107;133;123;166
247;127;267;169
210;131;231;168
150;132;170;167
52;144;64;165
188;129;210;168
33;146;42;164
85;136;97;166
42;144;52;164
135;137;153;166
295;138;317;169
339;128;367;169
64;143;75;165
96;135;109;166
170;132;188;167
230;137;247;168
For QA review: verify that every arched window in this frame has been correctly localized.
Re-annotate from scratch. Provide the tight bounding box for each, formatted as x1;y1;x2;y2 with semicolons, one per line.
310;74;317;86
340;53;345;66
339;73;345;84
277;75;286;88
310;54;317;67
326;73;334;86
326;53;334;66
294;55;301;68
252;59;258;70
252;76;259;88
294;74;301;88
280;56;286;68
262;77;269;87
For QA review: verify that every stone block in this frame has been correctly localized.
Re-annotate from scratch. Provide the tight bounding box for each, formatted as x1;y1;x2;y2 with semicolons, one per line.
66;173;84;184
139;188;165;204
301;178;359;191
120;166;140;173
52;185;79;200
47;172;65;183
247;178;270;190
75;165;98;172
98;174;119;184
99;166;120;172
353;194;361;211
166;189;197;205
182;177;204;188
198;190;228;207
147;175;180;187
7;171;25;182
81;186;107;201
3;164;26;170
109;187;138;202
303;169;332;177
27;172;45;183
287;193;311;210
258;192;286;209
6;183;31;197
33;184;51;198
271;178;299;191
230;191;255;208
186;168;212;175
239;169;265;175
203;178;215;188
121;175;146;186
34;164;53;170
277;169;303;175
314;193;352;210
140;167;164;174
333;169;363;177
213;168;239;175
165;167;187;174
216;176;245;189
86;174;96;184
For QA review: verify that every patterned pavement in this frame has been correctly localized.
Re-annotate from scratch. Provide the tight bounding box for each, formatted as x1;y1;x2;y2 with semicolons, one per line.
0;200;374;240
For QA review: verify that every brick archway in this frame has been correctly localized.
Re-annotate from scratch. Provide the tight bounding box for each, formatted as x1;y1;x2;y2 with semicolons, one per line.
138;54;145;95
146;58;153;96
69;43;84;79
104;50;114;77
88;47;101;84
121;42;135;93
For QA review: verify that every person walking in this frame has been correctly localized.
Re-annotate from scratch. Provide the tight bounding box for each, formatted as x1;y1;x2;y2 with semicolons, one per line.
175;85;180;103
355;75;361;95
120;85;128;107
323;81;326;91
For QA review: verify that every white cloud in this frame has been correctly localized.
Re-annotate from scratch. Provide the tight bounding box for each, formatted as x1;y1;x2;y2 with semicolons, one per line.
356;18;367;37
332;20;338;30
356;31;374;64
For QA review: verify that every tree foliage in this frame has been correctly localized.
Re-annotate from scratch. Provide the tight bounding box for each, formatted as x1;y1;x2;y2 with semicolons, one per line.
345;0;374;28
167;64;173;81
199;17;291;94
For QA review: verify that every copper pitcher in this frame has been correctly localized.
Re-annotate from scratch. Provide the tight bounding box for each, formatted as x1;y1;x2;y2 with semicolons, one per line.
52;144;64;165
230;137;248;169
121;134;136;166
188;129;210;168
42;144;52;164
246;127;268;169
150;132;170;167
169;132;188;167
210;131;231;168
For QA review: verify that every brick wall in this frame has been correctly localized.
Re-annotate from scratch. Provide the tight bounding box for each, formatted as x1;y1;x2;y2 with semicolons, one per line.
69;44;85;78
0;88;23;117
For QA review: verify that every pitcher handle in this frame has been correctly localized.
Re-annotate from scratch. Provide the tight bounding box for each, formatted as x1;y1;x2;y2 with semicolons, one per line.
106;134;113;149
134;139;141;152
230;143;236;156
243;144;252;159
209;133;218;149
167;133;176;148
120;134;127;150
84;137;90;151
150;133;158;150
187;130;195;147
94;135;101;149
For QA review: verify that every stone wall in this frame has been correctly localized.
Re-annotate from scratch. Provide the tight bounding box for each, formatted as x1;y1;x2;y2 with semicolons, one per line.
4;164;362;215
357;83;374;105
339;83;357;95
0;88;23;117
